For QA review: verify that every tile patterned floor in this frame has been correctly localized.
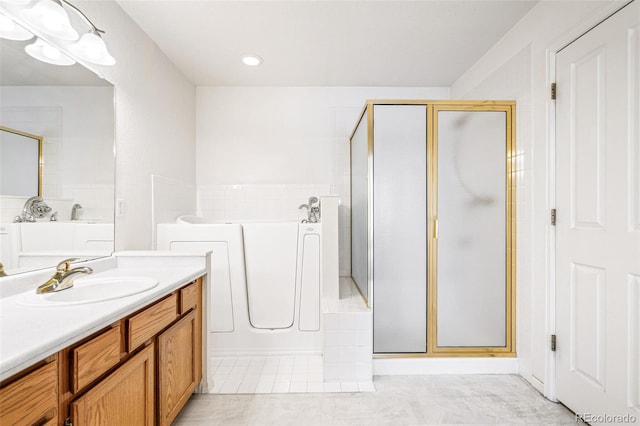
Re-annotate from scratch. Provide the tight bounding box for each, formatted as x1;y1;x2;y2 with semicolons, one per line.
209;355;376;394
176;374;582;425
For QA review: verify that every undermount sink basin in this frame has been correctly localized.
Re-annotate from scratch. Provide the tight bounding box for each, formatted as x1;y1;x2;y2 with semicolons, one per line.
17;276;159;307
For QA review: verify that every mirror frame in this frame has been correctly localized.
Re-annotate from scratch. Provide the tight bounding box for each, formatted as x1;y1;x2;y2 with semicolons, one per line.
0;125;43;197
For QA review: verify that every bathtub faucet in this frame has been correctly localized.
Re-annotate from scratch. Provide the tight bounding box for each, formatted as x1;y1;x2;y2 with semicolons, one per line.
299;196;320;223
298;204;309;222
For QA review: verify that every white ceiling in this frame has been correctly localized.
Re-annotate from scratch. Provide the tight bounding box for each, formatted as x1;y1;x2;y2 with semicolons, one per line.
117;0;538;87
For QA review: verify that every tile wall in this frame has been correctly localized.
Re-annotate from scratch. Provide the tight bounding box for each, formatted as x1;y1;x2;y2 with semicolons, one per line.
151;175;197;247
323;277;372;381
197;184;332;223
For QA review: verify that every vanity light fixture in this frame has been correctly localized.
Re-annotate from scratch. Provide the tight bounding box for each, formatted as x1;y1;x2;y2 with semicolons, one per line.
21;0;78;40
25;37;75;65
0;12;32;40
242;54;263;66
67;28;115;65
1;0;115;66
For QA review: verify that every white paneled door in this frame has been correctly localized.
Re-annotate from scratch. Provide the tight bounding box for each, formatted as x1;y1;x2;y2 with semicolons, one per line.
556;1;640;423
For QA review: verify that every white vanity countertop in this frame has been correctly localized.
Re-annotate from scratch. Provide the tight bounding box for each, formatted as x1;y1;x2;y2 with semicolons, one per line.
0;255;207;382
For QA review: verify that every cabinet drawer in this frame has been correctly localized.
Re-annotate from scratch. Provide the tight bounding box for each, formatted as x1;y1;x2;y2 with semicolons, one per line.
71;344;154;426
179;282;198;314
0;360;58;425
128;294;178;351
72;325;121;393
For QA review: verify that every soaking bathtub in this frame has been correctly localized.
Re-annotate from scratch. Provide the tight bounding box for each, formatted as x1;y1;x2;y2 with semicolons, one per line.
157;216;322;356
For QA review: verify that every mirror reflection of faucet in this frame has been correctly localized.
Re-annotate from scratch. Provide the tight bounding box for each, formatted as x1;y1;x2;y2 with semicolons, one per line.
13;196;51;223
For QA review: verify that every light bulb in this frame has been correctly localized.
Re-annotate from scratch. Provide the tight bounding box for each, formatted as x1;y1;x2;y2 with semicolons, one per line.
68;30;115;65
42;13;63;32
42;42;60;59
0;12;33;40
0;14;12;32
25;37;75;65
21;0;78;40
242;54;263;66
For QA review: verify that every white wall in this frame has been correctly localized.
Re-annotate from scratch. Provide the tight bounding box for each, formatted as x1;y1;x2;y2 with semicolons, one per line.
77;0;196;250
196;86;449;275
450;0;622;397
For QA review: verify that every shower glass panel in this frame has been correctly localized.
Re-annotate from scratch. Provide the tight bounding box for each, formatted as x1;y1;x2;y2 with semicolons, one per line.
373;105;427;353
350;112;369;302
435;110;507;347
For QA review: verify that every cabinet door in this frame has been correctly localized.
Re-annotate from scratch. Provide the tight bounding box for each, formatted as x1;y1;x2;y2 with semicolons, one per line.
71;344;154;426
0;360;58;426
157;310;199;426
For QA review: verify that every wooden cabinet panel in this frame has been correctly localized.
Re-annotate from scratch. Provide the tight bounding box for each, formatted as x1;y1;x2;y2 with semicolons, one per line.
179;282;198;314
127;294;177;351
71;325;121;393
157;310;200;426
71;344;154;426
0;360;58;426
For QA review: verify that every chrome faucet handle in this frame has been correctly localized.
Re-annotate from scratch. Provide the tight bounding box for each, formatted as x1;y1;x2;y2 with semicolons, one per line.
56;258;80;273
298;203;309;210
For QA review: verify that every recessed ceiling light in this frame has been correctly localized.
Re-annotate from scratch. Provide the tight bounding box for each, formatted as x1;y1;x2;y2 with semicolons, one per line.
242;54;262;66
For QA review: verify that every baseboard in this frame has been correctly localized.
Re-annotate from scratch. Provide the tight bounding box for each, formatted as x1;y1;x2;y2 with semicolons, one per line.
373;357;519;375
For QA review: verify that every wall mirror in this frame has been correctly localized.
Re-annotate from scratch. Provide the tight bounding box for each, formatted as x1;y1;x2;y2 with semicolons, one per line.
0;36;115;276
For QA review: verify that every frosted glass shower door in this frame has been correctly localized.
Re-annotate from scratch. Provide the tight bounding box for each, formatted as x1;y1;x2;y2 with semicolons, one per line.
373;105;427;353
430;105;515;352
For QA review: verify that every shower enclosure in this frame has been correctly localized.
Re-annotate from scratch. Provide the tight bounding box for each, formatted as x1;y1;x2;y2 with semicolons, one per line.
350;100;516;357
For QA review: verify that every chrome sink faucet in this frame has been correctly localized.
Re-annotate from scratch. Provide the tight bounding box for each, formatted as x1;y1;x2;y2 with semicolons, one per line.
71;203;83;221
36;258;93;294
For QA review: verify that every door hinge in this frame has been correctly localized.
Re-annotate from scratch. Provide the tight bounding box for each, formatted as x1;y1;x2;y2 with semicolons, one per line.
551;208;557;226
551;83;557;100
551;334;557;352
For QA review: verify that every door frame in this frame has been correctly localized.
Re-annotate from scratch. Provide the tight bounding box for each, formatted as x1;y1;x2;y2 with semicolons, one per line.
546;0;635;402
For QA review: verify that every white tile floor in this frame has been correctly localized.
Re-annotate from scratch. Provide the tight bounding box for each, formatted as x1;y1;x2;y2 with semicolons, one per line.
209;355;376;394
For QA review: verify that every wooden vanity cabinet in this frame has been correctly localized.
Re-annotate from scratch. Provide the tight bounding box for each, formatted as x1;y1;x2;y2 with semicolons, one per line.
7;276;206;426
0;357;58;426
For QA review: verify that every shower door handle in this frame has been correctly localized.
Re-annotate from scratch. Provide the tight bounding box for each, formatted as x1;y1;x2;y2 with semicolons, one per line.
433;218;439;239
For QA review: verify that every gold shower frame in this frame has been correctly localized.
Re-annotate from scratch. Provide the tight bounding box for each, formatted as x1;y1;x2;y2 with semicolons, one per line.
349;100;516;358
0;125;43;197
